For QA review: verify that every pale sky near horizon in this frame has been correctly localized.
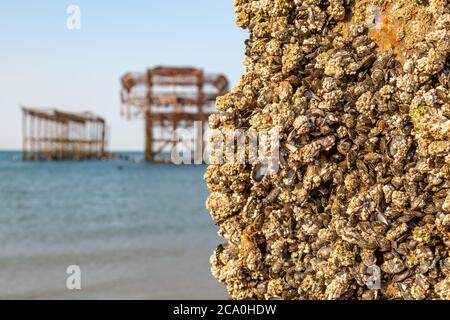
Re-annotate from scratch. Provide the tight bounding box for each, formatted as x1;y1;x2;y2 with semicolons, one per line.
0;1;247;151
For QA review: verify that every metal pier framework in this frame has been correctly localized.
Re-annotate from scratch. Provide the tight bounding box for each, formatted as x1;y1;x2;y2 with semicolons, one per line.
120;66;229;162
22;107;108;161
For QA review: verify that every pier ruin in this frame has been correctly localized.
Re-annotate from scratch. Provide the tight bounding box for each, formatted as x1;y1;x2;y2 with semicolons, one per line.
22;107;108;161
120;66;229;162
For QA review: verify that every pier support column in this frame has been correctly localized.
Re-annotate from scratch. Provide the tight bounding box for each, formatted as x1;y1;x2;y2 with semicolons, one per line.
145;111;154;162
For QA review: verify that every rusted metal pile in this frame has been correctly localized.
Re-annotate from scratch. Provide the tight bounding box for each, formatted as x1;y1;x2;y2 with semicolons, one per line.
120;66;229;162
22;107;107;161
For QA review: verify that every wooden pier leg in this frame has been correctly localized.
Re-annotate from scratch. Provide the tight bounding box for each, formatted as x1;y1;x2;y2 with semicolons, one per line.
197;71;205;164
30;115;35;160
145;71;154;162
37;118;41;160
145;111;154;162
22;110;27;161
101;121;106;158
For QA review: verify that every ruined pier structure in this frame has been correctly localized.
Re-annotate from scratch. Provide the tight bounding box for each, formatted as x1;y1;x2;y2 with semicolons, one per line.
120;66;229;162
22;107;108;161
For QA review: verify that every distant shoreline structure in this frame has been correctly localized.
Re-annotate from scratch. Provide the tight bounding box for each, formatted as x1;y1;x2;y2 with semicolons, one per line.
21;107;110;161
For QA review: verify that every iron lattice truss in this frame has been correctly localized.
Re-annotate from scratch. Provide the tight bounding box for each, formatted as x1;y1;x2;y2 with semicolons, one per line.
120;66;229;162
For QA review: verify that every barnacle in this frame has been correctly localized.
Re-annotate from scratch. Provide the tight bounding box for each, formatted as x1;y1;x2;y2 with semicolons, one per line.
206;0;450;300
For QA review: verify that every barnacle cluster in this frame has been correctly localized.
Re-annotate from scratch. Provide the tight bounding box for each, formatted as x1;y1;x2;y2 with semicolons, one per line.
205;0;450;300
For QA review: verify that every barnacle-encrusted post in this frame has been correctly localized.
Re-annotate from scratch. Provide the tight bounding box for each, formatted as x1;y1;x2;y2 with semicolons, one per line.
206;0;450;300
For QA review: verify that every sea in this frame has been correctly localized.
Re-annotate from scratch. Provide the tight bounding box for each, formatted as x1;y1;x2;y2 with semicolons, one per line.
0;151;227;299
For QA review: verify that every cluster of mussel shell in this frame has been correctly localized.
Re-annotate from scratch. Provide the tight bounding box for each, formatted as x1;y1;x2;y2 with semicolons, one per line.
205;0;450;300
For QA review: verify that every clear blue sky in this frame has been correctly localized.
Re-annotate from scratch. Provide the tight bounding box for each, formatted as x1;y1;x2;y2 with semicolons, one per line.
0;1;247;151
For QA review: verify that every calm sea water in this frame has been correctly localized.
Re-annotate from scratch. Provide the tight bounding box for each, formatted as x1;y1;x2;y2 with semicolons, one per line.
0;151;226;299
